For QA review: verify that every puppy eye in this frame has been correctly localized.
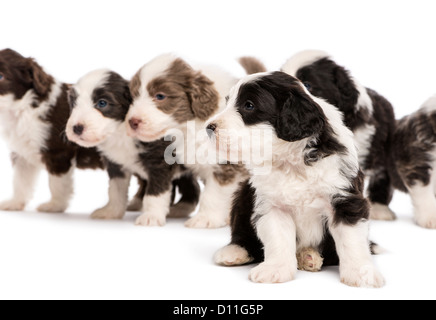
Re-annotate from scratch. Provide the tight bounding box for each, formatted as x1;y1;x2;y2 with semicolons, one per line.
96;99;108;109
0;74;4;81
244;101;255;111
155;93;166;101
303;82;312;90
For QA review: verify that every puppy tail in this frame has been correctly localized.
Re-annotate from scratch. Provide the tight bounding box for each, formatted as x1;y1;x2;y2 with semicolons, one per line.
238;56;267;75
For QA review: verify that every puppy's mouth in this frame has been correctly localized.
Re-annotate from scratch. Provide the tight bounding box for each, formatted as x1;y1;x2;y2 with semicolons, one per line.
133;129;168;142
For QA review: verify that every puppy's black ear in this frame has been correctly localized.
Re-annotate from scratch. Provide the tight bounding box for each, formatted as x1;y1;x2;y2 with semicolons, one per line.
276;90;325;142
332;65;359;111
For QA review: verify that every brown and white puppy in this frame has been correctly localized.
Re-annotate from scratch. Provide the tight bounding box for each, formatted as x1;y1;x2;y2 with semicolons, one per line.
126;54;257;228
66;69;200;226
0;48;104;213
390;95;436;228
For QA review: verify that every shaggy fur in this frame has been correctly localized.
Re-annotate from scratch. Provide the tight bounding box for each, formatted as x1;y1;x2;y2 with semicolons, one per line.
281;50;396;221
66;69;200;225
389;95;436;228
126;54;264;228
209;72;384;287
0;48;103;213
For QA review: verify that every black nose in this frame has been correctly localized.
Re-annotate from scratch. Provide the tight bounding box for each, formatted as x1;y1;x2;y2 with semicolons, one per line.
206;123;217;138
73;124;84;136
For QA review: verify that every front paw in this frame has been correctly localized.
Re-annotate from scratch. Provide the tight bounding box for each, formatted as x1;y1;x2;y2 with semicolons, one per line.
0;199;26;211
340;264;385;288
249;262;296;284
215;244;253;266
91;206;125;220
37;201;67;213
370;203;396;221
415;215;436;229
135;212;166;227
185;211;228;229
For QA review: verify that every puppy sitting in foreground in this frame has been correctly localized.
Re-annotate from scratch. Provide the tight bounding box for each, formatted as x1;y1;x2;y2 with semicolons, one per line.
0;49;103;213
208;71;384;287
66;69;199;226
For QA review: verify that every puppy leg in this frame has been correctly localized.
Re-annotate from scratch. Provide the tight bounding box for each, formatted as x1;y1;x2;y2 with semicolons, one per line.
127;177;147;211
185;176;236;229
367;169;396;221
37;167;75;213
408;182;436;229
249;209;297;284
215;180;263;266
169;173;200;218
0;153;40;211
329;220;385;288
92;162;130;219
135;179;172;227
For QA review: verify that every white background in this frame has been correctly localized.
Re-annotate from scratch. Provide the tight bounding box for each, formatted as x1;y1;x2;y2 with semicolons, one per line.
1;0;436;300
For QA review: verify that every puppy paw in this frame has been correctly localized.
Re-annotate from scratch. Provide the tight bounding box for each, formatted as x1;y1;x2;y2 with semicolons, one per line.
0;200;25;211
249;262;296;284
126;197;143;211
185;213;228;229
168;202;197;219
415;215;436;229
37;201;67;213
369;203;396;221
135;213;166;227
297;247;323;272
215;244;253;266
340;264;385;288
91;206;125;220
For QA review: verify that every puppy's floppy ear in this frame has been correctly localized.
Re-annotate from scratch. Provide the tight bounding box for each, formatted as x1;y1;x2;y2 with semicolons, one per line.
332;65;359;111
276;89;325;142
26;58;54;100
189;72;219;121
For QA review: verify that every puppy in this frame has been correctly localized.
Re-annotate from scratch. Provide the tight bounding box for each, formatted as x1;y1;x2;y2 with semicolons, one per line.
390;95;436;228
66;69;199;226
126;54;256;228
0;48;104;213
281;50;396;221
209;71;384;287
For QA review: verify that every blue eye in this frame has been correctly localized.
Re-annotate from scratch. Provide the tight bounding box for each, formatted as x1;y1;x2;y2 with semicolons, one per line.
303;82;312;90
155;93;166;101
96;100;108;108
244;101;255;111
0;74;4;81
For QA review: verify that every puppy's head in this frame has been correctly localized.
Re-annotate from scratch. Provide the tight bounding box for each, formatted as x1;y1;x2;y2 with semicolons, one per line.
127;54;219;141
0;48;54;109
207;71;326;163
281;50;360;113
66;69;132;148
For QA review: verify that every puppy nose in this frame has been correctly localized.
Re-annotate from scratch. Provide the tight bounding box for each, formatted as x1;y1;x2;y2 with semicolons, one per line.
73;124;84;136
129;118;142;130
206;123;217;138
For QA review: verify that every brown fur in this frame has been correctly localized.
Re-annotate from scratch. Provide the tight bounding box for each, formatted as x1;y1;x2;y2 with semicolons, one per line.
238;57;267;75
213;164;248;186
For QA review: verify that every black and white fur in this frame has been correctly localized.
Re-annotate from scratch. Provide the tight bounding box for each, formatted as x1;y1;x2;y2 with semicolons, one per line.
281;50;396;221
208;72;384;287
390;95;436;228
66;69;199;226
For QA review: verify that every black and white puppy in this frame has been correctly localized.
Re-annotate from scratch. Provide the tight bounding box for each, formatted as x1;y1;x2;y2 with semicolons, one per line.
390;95;436;228
0;48;103;212
281;50;396;221
208;72;384;287
66;69;199;226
